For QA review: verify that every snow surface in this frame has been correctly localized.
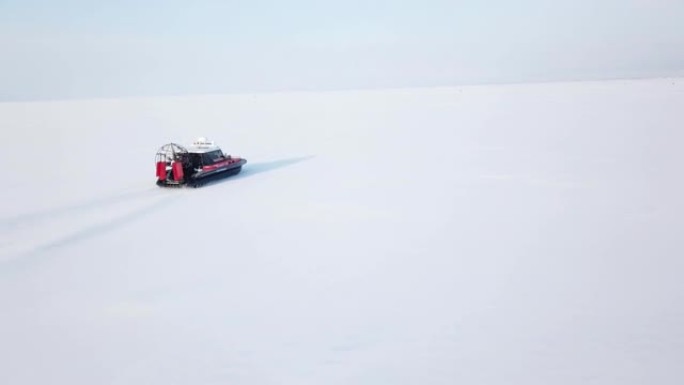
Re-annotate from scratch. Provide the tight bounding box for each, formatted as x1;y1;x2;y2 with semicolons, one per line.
1;78;683;384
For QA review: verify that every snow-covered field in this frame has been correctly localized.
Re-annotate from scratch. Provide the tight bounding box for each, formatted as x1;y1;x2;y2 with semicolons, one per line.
1;78;683;384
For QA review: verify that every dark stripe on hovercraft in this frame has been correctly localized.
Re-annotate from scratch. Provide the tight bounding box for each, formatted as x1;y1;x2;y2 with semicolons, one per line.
187;164;244;187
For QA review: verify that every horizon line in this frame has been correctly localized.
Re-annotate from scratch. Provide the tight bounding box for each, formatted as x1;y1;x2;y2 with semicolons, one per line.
2;71;683;104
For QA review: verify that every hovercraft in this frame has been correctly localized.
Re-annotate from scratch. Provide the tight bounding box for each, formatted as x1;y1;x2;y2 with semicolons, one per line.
155;137;247;187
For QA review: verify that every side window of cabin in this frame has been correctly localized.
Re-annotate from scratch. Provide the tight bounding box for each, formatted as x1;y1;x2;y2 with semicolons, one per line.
202;153;215;165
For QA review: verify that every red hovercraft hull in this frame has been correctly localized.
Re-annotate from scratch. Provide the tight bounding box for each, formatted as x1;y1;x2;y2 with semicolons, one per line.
155;139;247;188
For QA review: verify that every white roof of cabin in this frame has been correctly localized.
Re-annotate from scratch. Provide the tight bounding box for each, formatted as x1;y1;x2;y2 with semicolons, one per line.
187;137;222;153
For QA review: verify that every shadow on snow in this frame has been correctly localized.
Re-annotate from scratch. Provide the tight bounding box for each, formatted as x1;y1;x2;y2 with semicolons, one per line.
0;156;315;273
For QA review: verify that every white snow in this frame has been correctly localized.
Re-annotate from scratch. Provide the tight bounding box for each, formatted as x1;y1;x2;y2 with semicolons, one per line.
1;78;683;384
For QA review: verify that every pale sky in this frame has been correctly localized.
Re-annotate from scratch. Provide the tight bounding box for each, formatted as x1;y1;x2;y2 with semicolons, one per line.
1;0;683;100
